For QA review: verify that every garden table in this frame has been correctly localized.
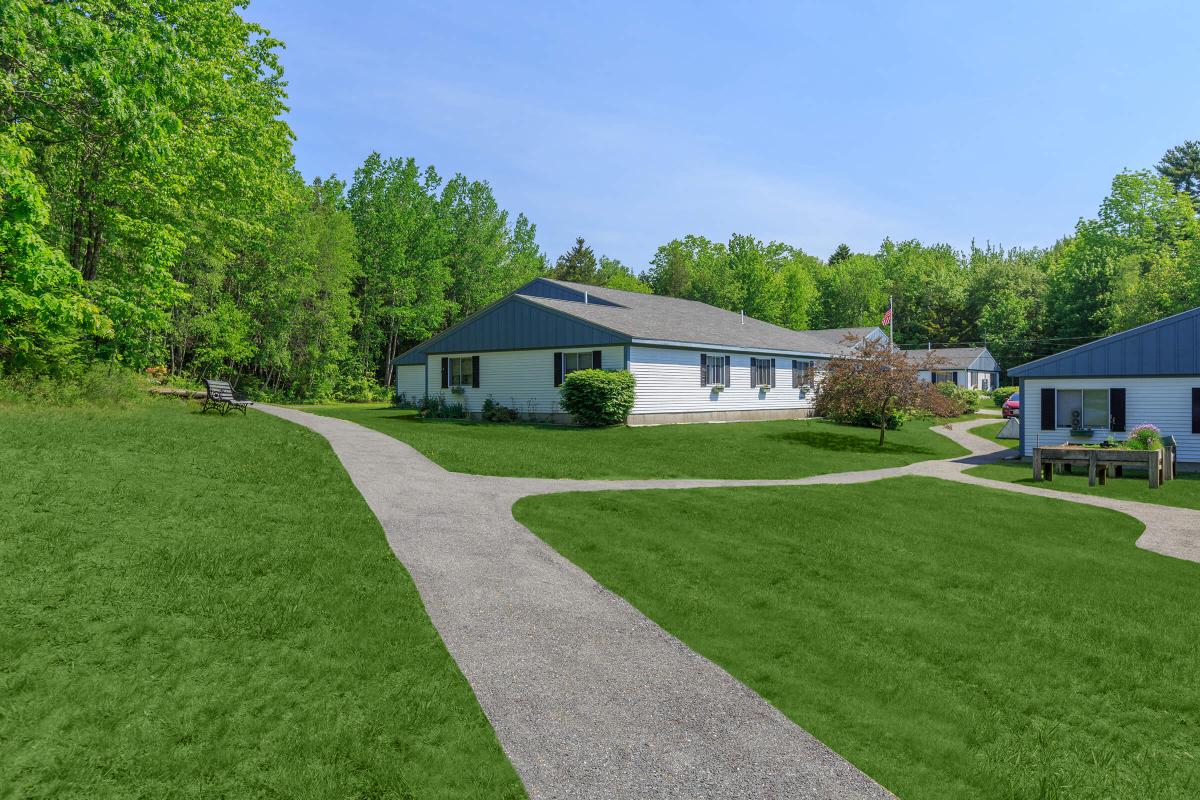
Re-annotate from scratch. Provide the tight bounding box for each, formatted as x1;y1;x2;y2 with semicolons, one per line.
1032;445;1170;489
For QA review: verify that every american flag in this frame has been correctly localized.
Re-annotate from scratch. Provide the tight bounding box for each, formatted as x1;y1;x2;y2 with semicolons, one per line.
881;307;892;326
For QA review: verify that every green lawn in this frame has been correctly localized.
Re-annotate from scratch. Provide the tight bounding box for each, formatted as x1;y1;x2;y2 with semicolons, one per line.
967;459;1200;511
968;420;1018;447
514;477;1200;799
301;403;968;479
0;400;523;799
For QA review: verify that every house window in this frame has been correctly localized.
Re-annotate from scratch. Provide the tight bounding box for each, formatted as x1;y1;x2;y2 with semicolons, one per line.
448;357;474;387
750;357;775;387
1056;388;1108;429
563;351;594;375
792;360;815;388
702;354;726;386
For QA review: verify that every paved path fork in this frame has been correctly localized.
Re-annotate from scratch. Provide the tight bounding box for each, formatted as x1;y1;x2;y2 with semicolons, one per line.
257;406;1200;799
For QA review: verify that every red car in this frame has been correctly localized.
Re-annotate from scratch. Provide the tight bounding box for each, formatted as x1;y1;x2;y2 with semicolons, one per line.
1002;391;1020;418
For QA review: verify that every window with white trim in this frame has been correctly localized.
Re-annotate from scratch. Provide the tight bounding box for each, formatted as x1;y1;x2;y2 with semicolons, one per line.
792;359;815;388
702;354;726;386
563;351;594;375
447;357;474;387
1056;388;1108;429
750;357;775;387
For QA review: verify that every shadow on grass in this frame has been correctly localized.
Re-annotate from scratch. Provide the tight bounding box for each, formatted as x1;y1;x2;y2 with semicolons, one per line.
777;429;936;455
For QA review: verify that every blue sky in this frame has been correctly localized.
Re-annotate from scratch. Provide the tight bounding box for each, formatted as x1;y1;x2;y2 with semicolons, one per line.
248;0;1200;268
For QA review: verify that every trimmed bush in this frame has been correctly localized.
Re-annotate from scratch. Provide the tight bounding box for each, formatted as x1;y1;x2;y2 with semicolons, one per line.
559;369;635;426
991;385;1018;407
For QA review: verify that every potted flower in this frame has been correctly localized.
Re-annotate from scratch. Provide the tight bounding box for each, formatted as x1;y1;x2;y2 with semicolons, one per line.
1124;423;1162;451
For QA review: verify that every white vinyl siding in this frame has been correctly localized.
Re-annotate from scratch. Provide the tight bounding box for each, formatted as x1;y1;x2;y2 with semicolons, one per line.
628;345;822;414
427;347;624;415
395;365;424;402
1021;377;1200;463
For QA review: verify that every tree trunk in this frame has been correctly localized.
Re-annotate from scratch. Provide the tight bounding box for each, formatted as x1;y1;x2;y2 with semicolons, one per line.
878;399;890;446
383;331;397;388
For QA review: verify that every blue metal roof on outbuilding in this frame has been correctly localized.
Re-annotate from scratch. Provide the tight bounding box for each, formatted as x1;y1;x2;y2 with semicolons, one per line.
1008;305;1200;378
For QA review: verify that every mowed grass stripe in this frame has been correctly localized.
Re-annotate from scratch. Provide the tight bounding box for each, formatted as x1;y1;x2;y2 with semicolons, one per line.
514;477;1200;799
0;400;523;799
967;460;1200;511
304;404;968;479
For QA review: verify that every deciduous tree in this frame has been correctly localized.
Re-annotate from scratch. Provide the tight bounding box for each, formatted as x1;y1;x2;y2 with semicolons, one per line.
814;336;958;445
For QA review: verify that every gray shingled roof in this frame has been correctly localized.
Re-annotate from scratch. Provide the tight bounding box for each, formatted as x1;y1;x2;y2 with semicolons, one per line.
900;346;988;370
520;279;878;355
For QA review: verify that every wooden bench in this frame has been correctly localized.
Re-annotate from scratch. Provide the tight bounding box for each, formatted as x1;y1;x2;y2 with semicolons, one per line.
201;379;253;416
1032;445;1167;489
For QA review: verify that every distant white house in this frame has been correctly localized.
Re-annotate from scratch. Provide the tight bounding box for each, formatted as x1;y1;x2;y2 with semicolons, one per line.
902;346;1000;391
1009;305;1200;464
392;278;888;425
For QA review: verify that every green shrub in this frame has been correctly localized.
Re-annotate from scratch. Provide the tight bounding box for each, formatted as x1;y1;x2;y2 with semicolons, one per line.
481;397;519;423
559;369;635;426
823;404;908;430
0;363;147;407
936;382;979;413
1124;423;1163;451
335;373;387;403
391;392;419;409
991;385;1018;407
417;395;466;419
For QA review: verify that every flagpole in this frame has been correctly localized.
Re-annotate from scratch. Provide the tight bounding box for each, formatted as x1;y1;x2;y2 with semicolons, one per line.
889;295;894;351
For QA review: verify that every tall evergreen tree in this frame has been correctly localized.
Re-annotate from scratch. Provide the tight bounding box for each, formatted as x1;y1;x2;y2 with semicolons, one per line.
553;237;599;283
1157;140;1200;207
828;243;852;265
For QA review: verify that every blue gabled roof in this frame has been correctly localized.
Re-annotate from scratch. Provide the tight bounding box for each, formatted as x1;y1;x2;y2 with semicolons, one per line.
1009;305;1200;378
392;292;630;365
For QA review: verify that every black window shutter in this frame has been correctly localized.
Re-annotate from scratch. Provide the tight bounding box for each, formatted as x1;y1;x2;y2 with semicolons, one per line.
1192;388;1200;434
724;355;730;385
792;359;799;388
441;357;449;389
592;350;602;370
1040;387;1055;431
750;357;757;386
553;352;563;387
1109;388;1125;431
471;355;480;388
770;358;776;388
952;371;959;385
700;354;708;386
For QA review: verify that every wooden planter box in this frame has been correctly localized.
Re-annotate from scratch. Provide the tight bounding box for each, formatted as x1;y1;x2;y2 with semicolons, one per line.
1032;444;1174;488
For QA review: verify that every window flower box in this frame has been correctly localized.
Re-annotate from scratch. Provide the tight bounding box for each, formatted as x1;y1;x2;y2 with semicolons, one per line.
450;385;466;395
758;384;771;391
709;384;725;393
1069;428;1093;438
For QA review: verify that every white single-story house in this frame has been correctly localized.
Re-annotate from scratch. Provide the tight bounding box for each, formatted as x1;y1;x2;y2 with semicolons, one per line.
1010;305;1200;464
902;346;1000;391
392;277;887;425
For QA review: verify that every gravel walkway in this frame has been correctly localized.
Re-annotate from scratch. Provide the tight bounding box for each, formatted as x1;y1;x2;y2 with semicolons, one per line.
256;406;1200;799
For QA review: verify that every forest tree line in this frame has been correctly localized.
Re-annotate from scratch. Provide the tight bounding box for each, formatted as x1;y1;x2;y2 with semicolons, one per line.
4;1;1200;399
